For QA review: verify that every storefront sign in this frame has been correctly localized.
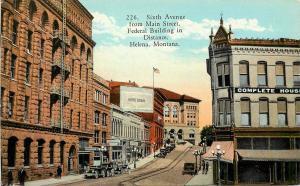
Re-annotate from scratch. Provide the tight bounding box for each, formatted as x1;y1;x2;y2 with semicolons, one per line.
235;88;300;94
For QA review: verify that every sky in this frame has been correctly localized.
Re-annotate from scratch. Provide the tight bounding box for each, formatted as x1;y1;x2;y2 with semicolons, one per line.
79;0;300;128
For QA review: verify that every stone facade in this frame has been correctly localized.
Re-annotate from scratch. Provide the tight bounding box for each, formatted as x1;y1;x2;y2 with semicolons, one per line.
206;18;300;185
1;0;95;183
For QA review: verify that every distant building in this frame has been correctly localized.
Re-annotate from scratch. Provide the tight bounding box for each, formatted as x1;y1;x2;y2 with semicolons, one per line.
1;0;95;183
156;88;201;145
93;74;111;163
205;17;300;185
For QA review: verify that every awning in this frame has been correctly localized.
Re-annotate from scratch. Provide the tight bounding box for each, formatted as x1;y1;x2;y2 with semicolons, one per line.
237;150;300;162
202;141;234;163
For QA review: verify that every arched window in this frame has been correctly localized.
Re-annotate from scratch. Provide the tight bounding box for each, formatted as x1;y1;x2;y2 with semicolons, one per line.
240;98;250;126
70;36;77;51
37;139;45;164
52;20;59;34
8;136;18;167
24;138;33;166
49;140;55;165
86;48;91;62
164;106;170;117
28;0;37;21
173;106;178;118
41;11;49;29
80;43;85;57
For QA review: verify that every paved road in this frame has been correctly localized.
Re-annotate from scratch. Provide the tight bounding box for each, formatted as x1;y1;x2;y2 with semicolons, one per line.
65;143;199;186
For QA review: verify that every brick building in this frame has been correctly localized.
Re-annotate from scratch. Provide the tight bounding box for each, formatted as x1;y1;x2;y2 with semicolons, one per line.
156;88;201;145
1;0;95;183
93;73;111;162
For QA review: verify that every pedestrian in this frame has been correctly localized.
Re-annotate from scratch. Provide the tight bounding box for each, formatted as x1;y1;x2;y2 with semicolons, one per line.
18;167;27;186
8;170;13;186
202;161;205;174
205;161;209;174
57;165;62;179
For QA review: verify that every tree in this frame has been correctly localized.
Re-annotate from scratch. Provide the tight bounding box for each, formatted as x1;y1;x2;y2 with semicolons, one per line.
200;125;213;146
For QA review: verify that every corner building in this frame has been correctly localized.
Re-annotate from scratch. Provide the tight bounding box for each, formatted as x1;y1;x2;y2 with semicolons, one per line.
1;0;95;183
206;18;300;184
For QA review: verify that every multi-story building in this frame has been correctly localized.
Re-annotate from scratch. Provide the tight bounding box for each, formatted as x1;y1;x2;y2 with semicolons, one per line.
205;17;300;185
156;88;201;145
92;73;111;163
109;81;165;152
1;0;95;183
111;104;150;165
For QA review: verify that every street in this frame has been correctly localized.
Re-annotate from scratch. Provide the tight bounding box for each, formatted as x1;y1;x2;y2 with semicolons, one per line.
65;143;199;186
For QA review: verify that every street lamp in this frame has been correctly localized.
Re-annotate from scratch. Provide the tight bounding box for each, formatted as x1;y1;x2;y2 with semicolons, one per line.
131;147;138;169
193;150;201;174
211;144;225;186
203;136;207;153
100;146;107;165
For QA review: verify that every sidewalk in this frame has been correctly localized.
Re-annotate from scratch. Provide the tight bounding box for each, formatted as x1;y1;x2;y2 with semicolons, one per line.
25;152;159;186
185;160;215;186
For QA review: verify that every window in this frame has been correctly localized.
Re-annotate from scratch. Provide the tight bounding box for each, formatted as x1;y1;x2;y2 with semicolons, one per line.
241;98;250;126
29;1;37;21
60;142;65;164
239;62;249;86
94;130;99;143
102;94;107;104
257;62;267;86
217;63;230;87
164;106;170;117
2;49;8;74
13;0;20;10
10;54;17;79
70;109;73;128
25;62;31;84
8;137;18;167
94;111;100;124
237;138;252;149
102;113;107;126
24;96;29;121
1;88;4;114
24;138;32;166
39;68;43;87
95;90;101;101
78;112;81;128
276;62;285;86
71;60;75;75
296;99;300;126
102;132;107;144
8;92;15;117
259;98;269;126
37;139;45;164
49;141;55;165
78;87;81;102
173;106;178;118
40;39;45;59
270;138;290;150
27;30;33;52
85;90;88;104
79;64;82;79
293;62;300;86
277;98;287;126
85;113;88;129
86;68;88;82
253;138;268;150
218;99;231;126
37;100;42;123
12;20;18;44
71;83;74;99
41;11;49;29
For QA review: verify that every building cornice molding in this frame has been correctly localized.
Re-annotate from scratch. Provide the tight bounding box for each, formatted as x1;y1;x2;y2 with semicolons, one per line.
231;45;300;55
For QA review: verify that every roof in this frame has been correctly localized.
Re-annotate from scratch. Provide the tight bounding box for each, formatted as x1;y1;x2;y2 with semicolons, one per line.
109;81;139;88
202;141;234;163
237;150;300;162
211;18;300;48
156;88;201;103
